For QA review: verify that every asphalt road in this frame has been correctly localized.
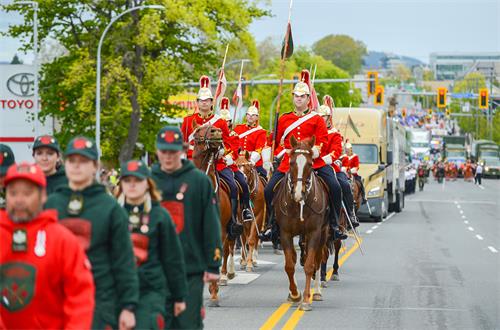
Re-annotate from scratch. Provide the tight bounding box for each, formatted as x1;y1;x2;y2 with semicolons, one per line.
203;178;499;329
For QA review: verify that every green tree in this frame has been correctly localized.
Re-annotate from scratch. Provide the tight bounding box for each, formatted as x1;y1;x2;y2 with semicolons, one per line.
10;54;23;64
312;34;367;75
243;48;362;131
453;72;487;93
3;0;268;164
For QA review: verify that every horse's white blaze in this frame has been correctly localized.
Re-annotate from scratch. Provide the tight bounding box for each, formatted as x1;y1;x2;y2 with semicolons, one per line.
294;154;306;202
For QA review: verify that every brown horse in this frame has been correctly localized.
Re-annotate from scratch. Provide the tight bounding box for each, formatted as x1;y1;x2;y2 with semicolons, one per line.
273;136;329;311
320;173;362;285
235;151;266;272
191;122;234;307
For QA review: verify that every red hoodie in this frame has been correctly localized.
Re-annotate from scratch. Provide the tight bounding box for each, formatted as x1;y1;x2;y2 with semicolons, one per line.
0;209;95;330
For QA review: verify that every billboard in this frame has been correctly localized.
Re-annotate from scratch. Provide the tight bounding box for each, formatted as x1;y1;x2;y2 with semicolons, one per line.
0;64;53;161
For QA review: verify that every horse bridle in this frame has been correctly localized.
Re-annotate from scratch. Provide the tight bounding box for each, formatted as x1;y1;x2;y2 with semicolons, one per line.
288;149;313;195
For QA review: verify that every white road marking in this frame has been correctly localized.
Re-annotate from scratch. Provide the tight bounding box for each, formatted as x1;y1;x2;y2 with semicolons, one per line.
457;205;461;209
488;246;498;253
371;225;378;230
385;212;396;221
459;210;464;214
461;215;466;219
454;201;458;205
229;271;261;284
464;220;469;224
475;235;484;240
478;185;485;190
468;227;474;231
366;230;373;234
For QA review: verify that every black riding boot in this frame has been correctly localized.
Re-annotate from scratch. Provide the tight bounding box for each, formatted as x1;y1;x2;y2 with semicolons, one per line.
227;198;243;240
330;208;347;240
242;199;254;222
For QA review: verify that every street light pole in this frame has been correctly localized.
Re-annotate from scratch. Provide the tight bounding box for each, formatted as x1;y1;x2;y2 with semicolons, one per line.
95;5;165;161
15;1;39;137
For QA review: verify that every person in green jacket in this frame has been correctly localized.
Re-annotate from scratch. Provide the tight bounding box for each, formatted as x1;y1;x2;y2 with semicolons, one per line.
45;136;139;330
152;126;222;330
115;159;188;329
0;144;16;209
32;135;68;195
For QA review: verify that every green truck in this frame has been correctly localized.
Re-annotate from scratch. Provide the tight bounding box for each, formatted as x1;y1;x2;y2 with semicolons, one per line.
472;140;500;178
443;136;467;167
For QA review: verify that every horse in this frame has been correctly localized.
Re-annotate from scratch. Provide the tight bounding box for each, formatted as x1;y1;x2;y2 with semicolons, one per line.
273;135;329;311
320;172;362;285
235;151;266;272
190;122;234;307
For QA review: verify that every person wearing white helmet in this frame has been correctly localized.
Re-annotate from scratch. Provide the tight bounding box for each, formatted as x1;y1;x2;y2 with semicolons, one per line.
346;142;366;203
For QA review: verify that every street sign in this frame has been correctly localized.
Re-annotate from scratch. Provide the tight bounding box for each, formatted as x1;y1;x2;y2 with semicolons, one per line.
462;102;470;112
451;93;474;99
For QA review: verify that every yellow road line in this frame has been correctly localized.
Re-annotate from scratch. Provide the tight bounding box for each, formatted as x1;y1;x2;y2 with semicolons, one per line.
280;240;362;330
259;303;292;330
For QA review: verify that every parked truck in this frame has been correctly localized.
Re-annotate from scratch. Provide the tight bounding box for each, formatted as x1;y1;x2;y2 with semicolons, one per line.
333;107;406;222
443;136;467;167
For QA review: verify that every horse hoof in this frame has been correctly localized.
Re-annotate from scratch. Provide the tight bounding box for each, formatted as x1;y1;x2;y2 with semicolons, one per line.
287;292;302;305
321;281;328;288
240;259;247;266
208;299;220;308
299;302;312;311
240;264;246;270
227;272;236;280
246;266;253;272
331;274;340;281
253;261;258;267
219;278;228;286
312;293;323;301
274;249;283;255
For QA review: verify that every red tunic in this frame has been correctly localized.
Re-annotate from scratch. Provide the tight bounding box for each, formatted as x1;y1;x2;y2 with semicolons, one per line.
349;154;360;176
0;209;94;330
275;111;328;173
233;124;267;167
226;131;241;172
323;128;343;172
181;112;231;171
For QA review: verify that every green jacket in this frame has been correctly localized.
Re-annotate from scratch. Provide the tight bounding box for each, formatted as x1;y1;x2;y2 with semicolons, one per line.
152;160;222;275
45;183;139;311
46;166;68;195
123;201;187;302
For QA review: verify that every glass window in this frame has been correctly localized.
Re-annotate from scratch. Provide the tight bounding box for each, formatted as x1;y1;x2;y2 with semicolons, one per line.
352;144;378;164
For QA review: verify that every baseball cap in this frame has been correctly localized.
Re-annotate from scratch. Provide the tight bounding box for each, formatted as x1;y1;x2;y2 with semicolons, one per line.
0;144;15;176
64;136;98;160
156;126;184;151
33;135;61;153
120;160;150;180
4;162;47;188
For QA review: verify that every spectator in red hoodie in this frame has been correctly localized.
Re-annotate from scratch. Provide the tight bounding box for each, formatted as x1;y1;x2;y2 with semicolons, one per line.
0;162;95;329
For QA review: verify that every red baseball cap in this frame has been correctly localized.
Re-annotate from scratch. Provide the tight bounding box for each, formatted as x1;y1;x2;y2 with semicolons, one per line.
4;162;47;188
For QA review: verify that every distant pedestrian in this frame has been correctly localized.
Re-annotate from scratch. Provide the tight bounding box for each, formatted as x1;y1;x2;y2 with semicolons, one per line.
0;144;16;209
32;135;68;195
475;163;483;185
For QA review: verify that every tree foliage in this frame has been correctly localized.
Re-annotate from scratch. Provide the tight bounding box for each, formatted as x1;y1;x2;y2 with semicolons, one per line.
3;0;268;165
312;34;367;75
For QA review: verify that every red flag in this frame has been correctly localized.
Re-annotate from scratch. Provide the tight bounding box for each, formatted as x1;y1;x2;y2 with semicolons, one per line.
214;68;227;110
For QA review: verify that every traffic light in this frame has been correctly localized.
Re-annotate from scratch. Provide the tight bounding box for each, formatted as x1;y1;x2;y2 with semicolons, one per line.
428;108;433;116
401;108;406;118
367;71;378;95
437;87;447;108
479;88;489;109
374;85;384;106
445;108;450;117
59;100;66;111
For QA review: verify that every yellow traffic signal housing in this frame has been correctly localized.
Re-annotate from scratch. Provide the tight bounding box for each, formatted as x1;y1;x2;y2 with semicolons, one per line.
374;85;384;105
401;108;406;118
437;87;447;108
479;88;488;109
367;71;378;95
428;108;433;116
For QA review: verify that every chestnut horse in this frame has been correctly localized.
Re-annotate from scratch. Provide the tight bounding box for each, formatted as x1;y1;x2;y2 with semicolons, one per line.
191;122;234;307
273;136;329;311
236;151;266;272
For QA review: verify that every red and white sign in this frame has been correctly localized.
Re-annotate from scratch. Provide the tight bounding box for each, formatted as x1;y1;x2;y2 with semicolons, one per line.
0;64;53;161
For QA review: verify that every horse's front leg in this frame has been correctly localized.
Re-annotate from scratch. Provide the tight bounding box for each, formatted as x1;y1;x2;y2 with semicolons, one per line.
300;247;317;311
332;239;342;281
282;233;301;305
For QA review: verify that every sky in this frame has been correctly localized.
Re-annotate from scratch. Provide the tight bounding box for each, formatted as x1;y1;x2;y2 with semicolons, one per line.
1;0;499;64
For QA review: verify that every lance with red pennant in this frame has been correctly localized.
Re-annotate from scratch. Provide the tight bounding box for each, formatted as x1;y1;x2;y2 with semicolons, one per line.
271;0;294;159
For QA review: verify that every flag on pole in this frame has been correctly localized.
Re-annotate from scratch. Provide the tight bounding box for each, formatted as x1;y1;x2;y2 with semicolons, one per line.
232;79;243;119
280;22;294;60
214;68;227;110
347;114;361;137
